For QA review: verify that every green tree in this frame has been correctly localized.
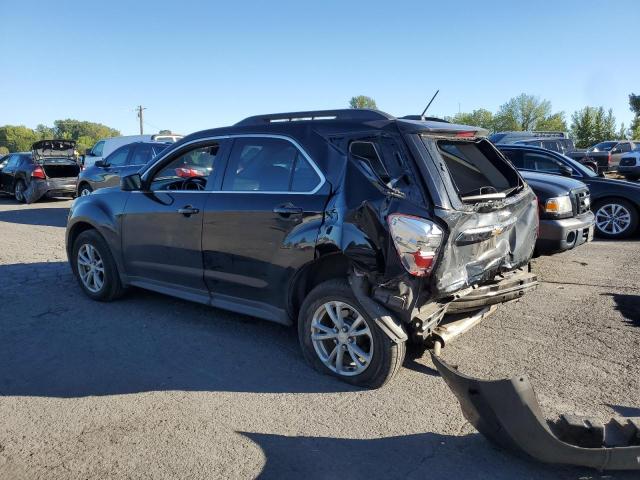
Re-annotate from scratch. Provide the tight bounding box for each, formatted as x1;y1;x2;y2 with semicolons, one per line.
35;124;55;139
349;95;377;109
53;119;119;142
629;93;640;138
0;125;39;152
570;107;595;148
492;93;560;131
449;108;494;130
0;146;9;155
617;122;628;140
535;112;567;132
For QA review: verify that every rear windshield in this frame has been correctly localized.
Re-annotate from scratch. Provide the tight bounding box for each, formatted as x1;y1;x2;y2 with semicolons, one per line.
591;141;617;152
431;138;521;201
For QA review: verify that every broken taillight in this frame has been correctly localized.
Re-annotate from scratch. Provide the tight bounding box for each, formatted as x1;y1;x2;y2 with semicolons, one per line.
388;214;444;277
32;166;46;179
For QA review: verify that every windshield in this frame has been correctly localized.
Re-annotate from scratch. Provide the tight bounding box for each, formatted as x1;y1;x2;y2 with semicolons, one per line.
591;141;617;152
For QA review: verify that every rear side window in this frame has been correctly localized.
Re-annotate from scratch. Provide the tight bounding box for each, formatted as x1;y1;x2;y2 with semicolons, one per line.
350;141;391;182
130;144;153;165
221;137;321;192
435;139;520;199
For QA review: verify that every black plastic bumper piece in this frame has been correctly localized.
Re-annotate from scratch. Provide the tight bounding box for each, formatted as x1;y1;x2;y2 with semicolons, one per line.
431;354;640;470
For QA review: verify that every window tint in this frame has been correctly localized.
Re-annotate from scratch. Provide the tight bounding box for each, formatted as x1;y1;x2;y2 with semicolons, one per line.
151;144;219;191
5;154;20;168
618;143;632;153
542;140;559;151
524;152;563;173
130;144;154;165
500;149;525;168
92;141;105;157
106;146;130;167
222;137;320;192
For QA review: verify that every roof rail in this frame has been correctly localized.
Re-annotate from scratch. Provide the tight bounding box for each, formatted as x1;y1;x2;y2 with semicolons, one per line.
235;109;395;126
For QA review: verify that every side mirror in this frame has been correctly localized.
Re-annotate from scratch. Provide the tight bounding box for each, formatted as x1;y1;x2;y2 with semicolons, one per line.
121;173;143;191
93;160;106;168
85;148;93;156
560;165;573;177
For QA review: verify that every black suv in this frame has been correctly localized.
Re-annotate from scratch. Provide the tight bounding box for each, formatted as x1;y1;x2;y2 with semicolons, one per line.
66;109;538;387
76;141;170;196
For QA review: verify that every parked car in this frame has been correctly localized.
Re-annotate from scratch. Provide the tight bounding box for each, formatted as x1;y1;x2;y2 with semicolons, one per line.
618;145;640;181
498;144;640;239
512;137;576;155
489;131;576;154
77;141;171;196
66;109;539;388
565;140;638;174
0;140;80;203
83;134;183;169
519;170;594;254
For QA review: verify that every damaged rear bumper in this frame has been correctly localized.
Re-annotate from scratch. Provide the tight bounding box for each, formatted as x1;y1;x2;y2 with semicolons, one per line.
431;354;640;471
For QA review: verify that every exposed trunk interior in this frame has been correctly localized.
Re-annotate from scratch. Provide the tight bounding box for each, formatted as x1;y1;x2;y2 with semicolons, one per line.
436;139;522;202
41;159;80;179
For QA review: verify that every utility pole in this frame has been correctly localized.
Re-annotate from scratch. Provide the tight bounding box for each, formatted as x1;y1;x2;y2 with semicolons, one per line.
136;105;146;135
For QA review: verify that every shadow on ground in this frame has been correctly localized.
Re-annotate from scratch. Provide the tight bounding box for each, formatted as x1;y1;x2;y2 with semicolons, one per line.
0;261;435;397
0;206;70;227
241;431;617;480
604;292;640;327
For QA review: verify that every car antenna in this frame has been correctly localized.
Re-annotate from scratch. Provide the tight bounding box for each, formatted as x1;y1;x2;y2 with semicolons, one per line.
421;90;440;120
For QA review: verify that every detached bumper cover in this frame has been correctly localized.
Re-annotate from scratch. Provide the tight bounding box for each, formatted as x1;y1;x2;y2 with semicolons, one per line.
431;354;640;471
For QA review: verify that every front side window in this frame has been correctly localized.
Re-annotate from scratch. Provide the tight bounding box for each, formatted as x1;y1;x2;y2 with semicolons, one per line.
524;152;563;173
150;143;219;191
105;146;130;167
92;141;105;157
221;137;320;192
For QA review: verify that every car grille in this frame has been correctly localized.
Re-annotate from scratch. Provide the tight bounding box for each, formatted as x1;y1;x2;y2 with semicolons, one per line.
571;188;591;215
620;157;637;167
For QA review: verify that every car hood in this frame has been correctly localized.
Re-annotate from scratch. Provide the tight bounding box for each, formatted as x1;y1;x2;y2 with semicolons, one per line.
32;140;76;159
584;176;640;190
520;171;586;196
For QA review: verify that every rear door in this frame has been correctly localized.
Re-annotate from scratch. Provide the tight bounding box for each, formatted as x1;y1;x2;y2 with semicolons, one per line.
121;139;229;299
201;135;328;321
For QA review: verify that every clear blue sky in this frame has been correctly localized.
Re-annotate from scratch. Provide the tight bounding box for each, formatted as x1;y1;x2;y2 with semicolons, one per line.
1;0;639;135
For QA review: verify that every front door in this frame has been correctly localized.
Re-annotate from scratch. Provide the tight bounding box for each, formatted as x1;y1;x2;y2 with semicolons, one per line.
121;139;228;301
202;136;328;321
0;154;20;192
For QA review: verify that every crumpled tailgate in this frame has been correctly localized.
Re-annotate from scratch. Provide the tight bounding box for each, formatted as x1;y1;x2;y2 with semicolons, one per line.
432;188;538;297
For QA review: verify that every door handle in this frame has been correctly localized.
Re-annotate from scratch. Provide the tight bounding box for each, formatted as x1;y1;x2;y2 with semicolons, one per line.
273;203;303;216
177;206;200;216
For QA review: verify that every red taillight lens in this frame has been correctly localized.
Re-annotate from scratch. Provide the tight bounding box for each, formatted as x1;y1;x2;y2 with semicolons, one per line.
32;166;46;179
175;167;204;178
388;214;444;277
608;152;612;164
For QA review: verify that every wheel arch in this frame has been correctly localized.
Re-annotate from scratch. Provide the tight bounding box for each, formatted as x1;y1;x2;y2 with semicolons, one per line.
287;252;351;322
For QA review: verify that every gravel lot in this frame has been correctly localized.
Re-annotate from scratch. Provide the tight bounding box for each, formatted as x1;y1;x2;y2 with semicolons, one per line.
0;196;638;480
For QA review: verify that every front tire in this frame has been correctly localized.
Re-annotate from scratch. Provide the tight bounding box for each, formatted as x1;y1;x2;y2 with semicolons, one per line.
72;230;125;301
594;199;639;239
14;179;26;203
298;279;405;389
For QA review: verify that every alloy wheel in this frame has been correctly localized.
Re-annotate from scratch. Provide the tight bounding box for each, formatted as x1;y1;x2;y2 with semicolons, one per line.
14;182;25;202
310;301;373;376
77;243;105;293
595;203;631;235
80;187;92;196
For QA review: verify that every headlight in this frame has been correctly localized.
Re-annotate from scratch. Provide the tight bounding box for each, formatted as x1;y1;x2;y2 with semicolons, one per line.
544;196;572;214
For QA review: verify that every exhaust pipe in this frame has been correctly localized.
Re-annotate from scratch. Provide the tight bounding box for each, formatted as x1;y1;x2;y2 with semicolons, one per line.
432;305;497;354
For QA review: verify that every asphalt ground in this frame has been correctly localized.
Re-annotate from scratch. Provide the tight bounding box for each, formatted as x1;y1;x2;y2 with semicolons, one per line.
0;196;638;479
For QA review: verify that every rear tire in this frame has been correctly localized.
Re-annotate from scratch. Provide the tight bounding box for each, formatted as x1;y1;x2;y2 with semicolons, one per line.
298;279;405;389
593;199;639;239
78;183;93;197
71;229;125;301
13;179;26;203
